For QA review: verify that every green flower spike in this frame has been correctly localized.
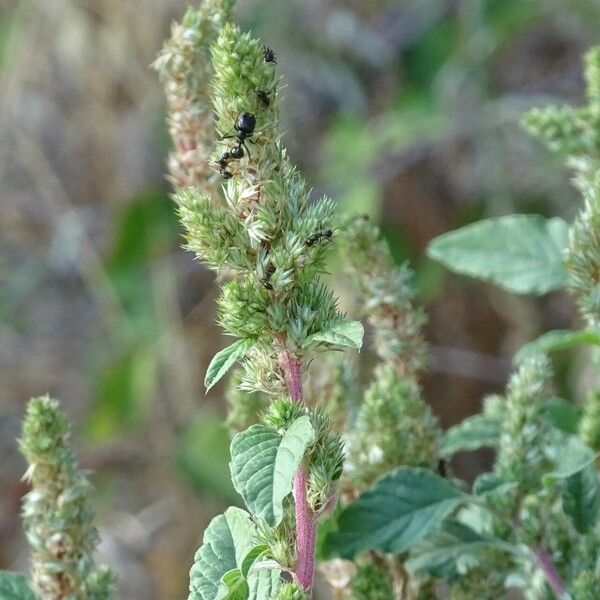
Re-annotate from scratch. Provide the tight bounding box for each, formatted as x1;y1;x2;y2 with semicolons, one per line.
19;396;115;600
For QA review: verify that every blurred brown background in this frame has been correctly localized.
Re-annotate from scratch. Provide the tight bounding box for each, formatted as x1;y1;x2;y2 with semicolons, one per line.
1;0;598;598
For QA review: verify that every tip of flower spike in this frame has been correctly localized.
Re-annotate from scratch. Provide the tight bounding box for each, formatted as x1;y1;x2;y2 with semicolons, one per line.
20;395;70;460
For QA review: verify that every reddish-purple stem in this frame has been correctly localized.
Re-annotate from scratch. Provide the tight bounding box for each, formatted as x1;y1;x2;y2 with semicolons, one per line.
280;350;303;402
293;467;317;591
533;547;566;597
279;349;316;594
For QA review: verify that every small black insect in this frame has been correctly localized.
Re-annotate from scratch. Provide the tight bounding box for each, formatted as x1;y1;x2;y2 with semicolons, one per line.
218;151;231;166
256;90;270;108
260;263;276;290
306;229;333;247
235;112;256;142
218;152;230;178
217;112;257;178
222;112;256;157
262;46;277;64
217;151;234;179
229;144;244;160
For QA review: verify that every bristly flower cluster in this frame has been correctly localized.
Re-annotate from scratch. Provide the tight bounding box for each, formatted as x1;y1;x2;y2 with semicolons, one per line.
176;21;346;394
153;0;234;190
525;47;600;330
338;215;427;377
347;364;440;486
158;4;364;595
334;216;440;594
338;216;439;485
494;355;552;493
565;176;600;330
524;47;600;456
523;47;600;192
19;396;115;600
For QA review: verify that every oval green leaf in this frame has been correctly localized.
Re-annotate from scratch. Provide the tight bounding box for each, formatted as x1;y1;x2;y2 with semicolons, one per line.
188;507;281;600
542;398;582;435
441;414;500;457
205;339;254;391
305;320;364;349
230;416;315;527
427;215;569;295
324;467;464;559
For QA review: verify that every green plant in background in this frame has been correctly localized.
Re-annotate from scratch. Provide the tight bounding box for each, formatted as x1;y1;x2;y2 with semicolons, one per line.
0;396;115;600
154;0;600;597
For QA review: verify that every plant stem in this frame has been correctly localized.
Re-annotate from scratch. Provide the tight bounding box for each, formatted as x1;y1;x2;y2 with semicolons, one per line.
533;546;567;598
293;466;317;593
280;350;303;402
280;349;316;594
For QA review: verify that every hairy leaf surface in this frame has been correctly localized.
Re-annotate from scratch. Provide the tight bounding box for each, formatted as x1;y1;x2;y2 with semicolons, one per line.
188;507;280;600
230;416;315;526
324;467;463;558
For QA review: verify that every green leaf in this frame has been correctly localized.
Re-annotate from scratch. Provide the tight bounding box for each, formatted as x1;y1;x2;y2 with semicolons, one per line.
205;339;254;391
106;191;178;272
104;191;179;341
406;520;509;581
175;410;238;503
542;398;582;435
189;507;254;600
247;570;281;600
441;414;500;457
515;329;600;363
473;473;517;496
241;545;269;578
188;507;280;600
563;465;600;534
0;572;38;600
545;436;597;483
323;467;463;559
86;344;157;442
305;320;364;349
427;215;569;295
221;570;249;600
230;416;315;526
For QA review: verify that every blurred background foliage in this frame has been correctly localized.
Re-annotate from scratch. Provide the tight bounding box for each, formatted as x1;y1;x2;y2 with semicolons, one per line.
1;0;599;598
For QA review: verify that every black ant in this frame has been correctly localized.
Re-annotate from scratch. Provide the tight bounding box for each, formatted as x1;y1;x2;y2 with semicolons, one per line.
256;90;270;108
306;229;333;247
229;144;244;159
260;263;276;290
217;112;257;178
222;112;256;157
217;151;233;179
262;46;277;64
